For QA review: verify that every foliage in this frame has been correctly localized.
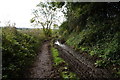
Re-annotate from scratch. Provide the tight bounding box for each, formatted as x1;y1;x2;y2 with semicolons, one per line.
51;47;78;79
59;2;120;77
2;27;43;79
31;2;62;37
51;47;65;66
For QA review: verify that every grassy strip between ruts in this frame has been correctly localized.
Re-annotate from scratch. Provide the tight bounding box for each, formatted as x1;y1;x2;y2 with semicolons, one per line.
51;47;79;79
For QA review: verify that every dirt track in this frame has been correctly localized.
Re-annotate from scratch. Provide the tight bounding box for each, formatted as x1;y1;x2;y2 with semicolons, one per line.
26;42;57;78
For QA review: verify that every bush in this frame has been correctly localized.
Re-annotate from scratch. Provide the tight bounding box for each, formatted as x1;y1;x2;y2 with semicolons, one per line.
2;27;43;79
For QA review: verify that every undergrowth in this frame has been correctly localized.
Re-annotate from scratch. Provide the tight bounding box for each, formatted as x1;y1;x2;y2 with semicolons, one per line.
51;47;79;79
64;31;120;77
2;27;45;79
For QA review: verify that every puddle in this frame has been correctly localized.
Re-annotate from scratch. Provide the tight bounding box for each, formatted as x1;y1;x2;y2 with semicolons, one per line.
55;41;66;48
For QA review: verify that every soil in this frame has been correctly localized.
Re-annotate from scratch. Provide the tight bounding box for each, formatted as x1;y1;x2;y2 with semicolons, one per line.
25;41;59;78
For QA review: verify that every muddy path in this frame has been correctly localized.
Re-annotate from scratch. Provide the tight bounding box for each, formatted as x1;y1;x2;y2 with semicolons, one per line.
25;41;58;78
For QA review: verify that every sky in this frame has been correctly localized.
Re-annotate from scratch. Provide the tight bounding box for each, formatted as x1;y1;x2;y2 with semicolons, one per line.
0;0;43;28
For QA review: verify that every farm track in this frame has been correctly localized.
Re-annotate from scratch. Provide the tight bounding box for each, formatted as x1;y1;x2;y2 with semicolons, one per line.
26;41;58;78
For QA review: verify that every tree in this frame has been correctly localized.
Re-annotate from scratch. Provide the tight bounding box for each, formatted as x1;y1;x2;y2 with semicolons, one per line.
59;3;120;77
31;2;62;37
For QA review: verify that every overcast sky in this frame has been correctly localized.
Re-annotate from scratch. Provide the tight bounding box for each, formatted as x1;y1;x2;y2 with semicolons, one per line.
0;0;41;28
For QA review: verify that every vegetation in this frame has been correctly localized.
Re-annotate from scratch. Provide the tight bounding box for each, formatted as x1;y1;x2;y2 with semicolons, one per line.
31;2;61;37
2;1;120;79
58;2;120;77
18;28;45;42
51;47;65;66
51;47;78;79
2;27;45;79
